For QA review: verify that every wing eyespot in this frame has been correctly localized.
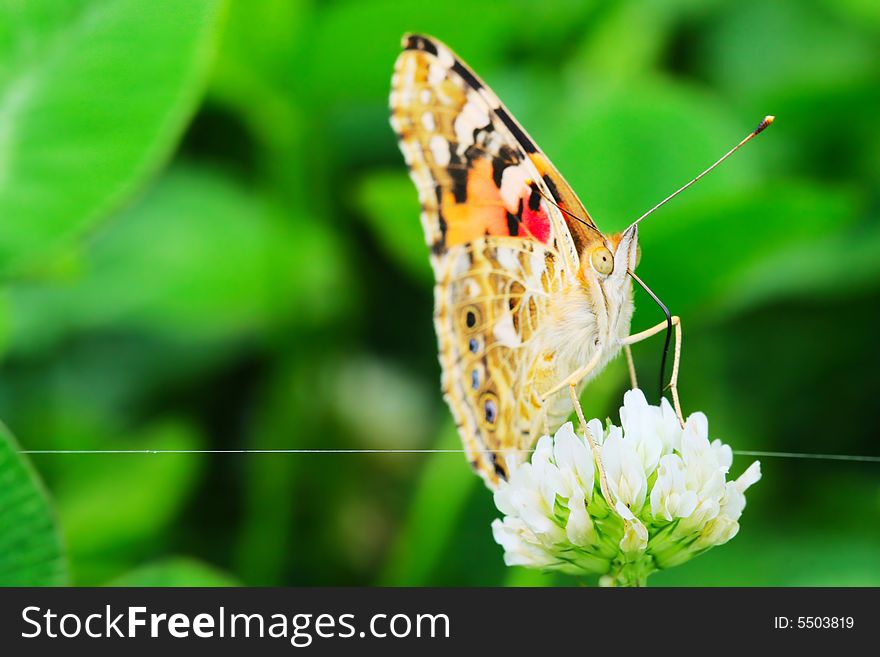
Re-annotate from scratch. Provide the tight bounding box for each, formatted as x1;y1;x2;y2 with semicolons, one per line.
460;305;482;331
480;392;499;427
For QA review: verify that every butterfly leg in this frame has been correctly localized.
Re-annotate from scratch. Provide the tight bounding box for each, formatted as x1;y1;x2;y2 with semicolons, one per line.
623;345;638;390
621;316;684;426
568;384;615;509
541;350;602;399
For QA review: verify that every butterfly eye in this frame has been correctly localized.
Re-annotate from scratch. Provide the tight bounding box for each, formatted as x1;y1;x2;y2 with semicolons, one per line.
590;247;614;276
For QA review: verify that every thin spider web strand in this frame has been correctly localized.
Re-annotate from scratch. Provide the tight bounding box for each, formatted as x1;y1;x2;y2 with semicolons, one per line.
731;450;880;463
15;448;880;462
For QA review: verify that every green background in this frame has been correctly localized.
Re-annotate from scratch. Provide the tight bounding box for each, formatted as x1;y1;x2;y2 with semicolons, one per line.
1;0;878;587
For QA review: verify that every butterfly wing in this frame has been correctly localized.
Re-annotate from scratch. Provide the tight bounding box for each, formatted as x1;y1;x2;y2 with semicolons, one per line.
390;34;598;486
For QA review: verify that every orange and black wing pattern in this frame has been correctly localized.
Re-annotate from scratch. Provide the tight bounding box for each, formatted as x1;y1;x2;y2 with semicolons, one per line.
389;34;601;487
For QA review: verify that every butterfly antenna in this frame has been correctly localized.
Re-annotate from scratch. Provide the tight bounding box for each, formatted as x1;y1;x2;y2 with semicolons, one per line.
528;182;604;238
627;268;672;403
629;115;775;229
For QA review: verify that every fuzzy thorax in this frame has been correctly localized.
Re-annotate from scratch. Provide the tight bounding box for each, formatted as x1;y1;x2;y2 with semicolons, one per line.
536;230;637;430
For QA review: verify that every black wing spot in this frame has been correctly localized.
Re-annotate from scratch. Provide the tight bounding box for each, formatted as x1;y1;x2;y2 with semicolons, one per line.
494;108;537;153
542;174;560;200
492;145;521;188
506;212;519;236
501;144;522;164
528;183;541;211
405;35;438;56
490;452;507;479
452;60;483;90
448;151;469;203
434;185;448;247
449;167;468;203
492;160;506;189
463;142;485;163
460;303;481;332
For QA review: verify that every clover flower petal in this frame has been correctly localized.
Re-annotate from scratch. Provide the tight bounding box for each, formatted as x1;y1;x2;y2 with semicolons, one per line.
602;429;648;511
491;391;761;586
552;422;595;499
650;454;699;521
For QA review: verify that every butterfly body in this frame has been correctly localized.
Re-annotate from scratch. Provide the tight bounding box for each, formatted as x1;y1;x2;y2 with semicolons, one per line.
538;268;633;405
391;34;638;487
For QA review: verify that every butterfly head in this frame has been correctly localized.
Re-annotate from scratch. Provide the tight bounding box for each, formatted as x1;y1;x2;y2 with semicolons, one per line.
580;224;639;285
577;224;639;333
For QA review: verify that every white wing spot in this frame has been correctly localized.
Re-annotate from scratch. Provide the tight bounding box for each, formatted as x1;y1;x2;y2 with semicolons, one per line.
496;247;520;273
500;164;530;213
493;312;522;348
420;210;440;243
437;46;455;68
402;56;417;84
527;251;546;288
399;140;419;166
429;135;451;166
454;94;490;149
465;278;480;298
451;249;471;277
428;62;445;85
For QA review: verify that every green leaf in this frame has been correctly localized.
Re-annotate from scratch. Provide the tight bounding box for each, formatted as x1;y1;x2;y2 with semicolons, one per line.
379;421;478;585
0;422;67;585
6;165;350;354
536;77;759;231
55;419;203;583
703;0;877;102
0;0;225;277
569;0;673;78
717;217;880;317
300;0;527;106
209;0;308;197
210;0;307;125
650;530;880;586
354;170;432;285
108;557;239;587
503;567;560;587
633;184;860;326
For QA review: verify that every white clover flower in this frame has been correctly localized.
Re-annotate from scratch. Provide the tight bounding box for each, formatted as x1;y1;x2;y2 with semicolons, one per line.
491;389;761;586
650;454;698;521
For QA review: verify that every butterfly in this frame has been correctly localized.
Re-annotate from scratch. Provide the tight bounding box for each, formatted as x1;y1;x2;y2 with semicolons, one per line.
390;34;768;488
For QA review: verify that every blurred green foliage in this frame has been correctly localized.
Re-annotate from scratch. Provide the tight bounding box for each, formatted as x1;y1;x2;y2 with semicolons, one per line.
0;0;878;586
0;424;66;585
